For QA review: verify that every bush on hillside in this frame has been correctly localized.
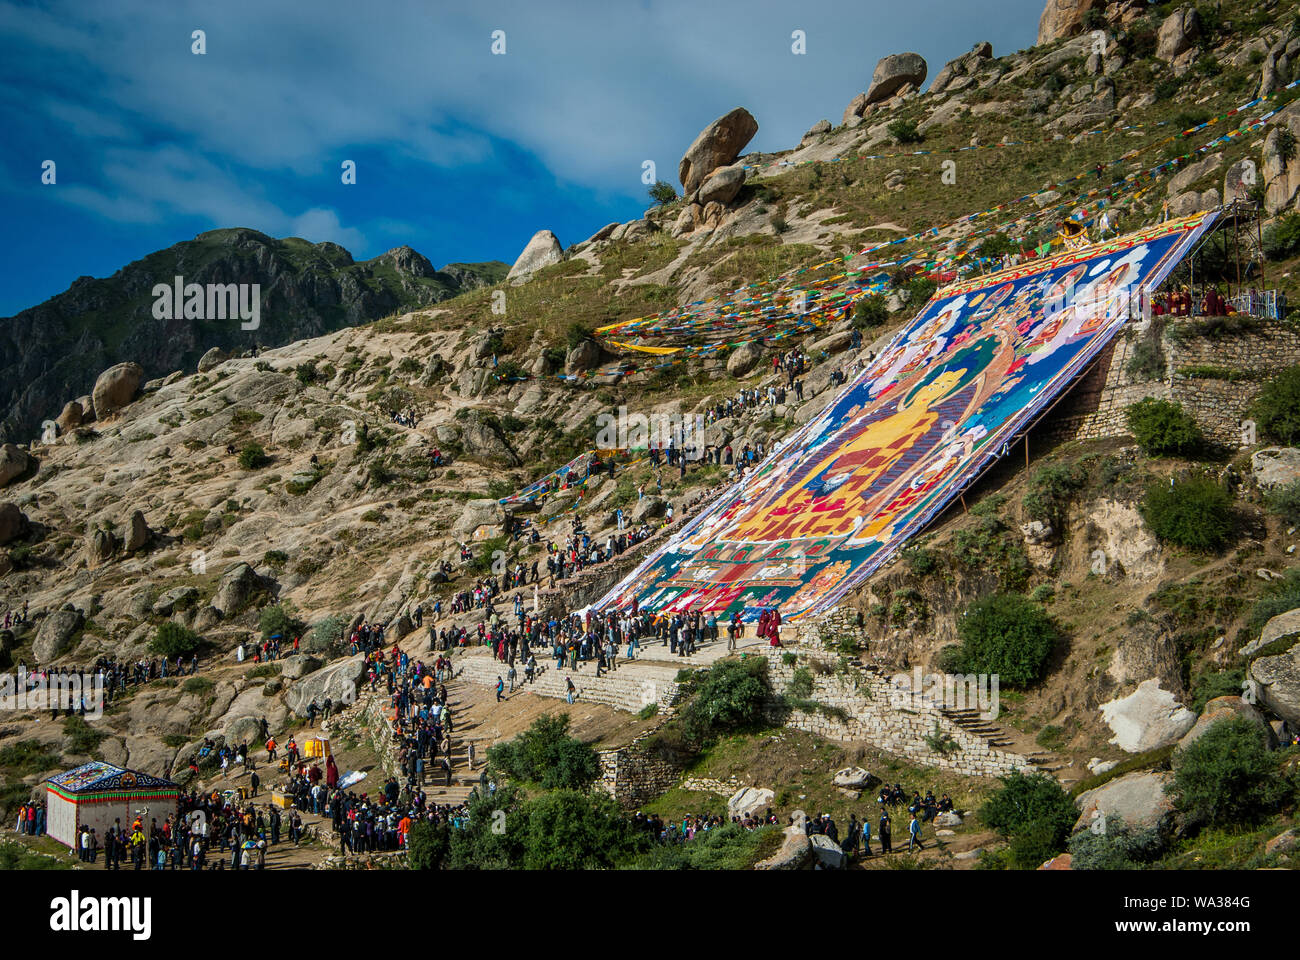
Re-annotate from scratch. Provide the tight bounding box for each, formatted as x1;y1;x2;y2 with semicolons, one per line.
487;715;600;792
980;771;1077;870
238;442;269;470
951;593;1057;688
1066;816;1165;870
305;613;349;654
407;820;451;870
648;180;678;205
1265;479;1300;527
677;656;771;743
258;600;305;642
887;119;923;144
150;621;201;659
1022;460;1088;526
1170;717;1292;827
1248;567;1300;633
1125;398;1202;457
1252;365;1300;444
1139;475;1233;551
852;294;889;329
518;790;649;870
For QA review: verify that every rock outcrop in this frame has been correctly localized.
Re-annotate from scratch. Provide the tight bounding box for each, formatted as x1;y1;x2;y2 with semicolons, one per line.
678;108;759;196
1155;5;1200;63
1250;641;1300;726
91;362;145;421
0;444;32;488
1037;0;1107;46
285;655;366;717
34;608;84;663
864;53;927;107
1073;770;1176;834
505;230;564;283
1099;678;1196;752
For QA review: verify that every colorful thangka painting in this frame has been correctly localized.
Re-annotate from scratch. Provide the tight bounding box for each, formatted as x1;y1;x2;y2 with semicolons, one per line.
593;211;1218;623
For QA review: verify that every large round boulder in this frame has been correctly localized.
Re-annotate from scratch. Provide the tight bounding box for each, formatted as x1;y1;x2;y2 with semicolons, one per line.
285;655;367;717
698;164;747;207
214;562;259;617
91;362;145;420
1156;4;1200;63
197;347;230;373
1250;641;1300;726
1178;696;1277;751
1073;770;1176;835
678;107;759;196
56;401;84;434
0;444;32;488
865;53;927;106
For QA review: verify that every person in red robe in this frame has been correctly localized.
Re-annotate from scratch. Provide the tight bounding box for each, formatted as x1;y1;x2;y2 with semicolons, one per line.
326;755;339;789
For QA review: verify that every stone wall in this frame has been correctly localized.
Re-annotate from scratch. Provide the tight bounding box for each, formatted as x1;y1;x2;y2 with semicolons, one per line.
763;648;1035;778
597;735;684;808
1043;318;1300;446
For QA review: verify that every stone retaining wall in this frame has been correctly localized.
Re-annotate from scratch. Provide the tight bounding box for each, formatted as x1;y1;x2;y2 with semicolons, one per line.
1043;319;1300;446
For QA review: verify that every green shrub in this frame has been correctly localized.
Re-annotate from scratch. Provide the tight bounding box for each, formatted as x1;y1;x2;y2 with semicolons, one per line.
1023;460;1087;525
648;180;677;205
519;790;648;870
952;593;1057;688
1261;213;1300;261
61;715;105;754
1265;480;1300;527
786;667;814;699
294;362;320;386
306;613;348;653
852;295;889;329
1139;475;1233;551
407;820;451;869
150;622;201;659
1066;816;1165;869
980;771;1077;870
182;676;214;695
1252;365;1300;445
1248;567;1300;633
487;715;601;792
1170;717;1292;827
887;118;923;144
677;656;771;743
0;740;62;778
1125;398;1202;457
238;442;269;470
258;601;305;642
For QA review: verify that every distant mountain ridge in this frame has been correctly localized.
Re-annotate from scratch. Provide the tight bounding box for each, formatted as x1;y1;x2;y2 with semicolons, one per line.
0;227;506;442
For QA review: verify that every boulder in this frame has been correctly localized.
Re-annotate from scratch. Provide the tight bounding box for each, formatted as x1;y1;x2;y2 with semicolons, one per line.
1098;678;1196;753
802;119;832;141
1037;0;1106;45
631;496;665;522
457;410;521;467
0;444;32;488
56;401;84;434
454;498;508;540
124;510;151;553
841;92;868;125
933;810;963;827
1265;828;1297;857
1250;447;1300;492
678;107;759;195
224;715;265;748
0;502;28;546
727;341;763;378
1073;770;1176;834
809;833;847;869
1263;116;1300;216
587;222;620;244
197;347;229;373
1178;696;1277;751
281;654;324;680
698;164;746;207
1167;153;1223;198
727;786;774;819
85;528;117;570
755;818;812;870
865;53;927;106
1241;607;1300;658
91;361;145;420
505;230;563;283
213;561;258;616
831;766;880;791
1223;159;1257;204
811;331;853;355
1156;5;1200;63
1249;641;1300;726
1039;853;1073;870
33;608;84;663
929;42;994;95
152;585;199;618
565;338;604;375
285;655;367;717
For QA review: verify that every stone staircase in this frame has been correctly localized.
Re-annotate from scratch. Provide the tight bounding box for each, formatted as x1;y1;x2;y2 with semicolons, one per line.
451;648;682;714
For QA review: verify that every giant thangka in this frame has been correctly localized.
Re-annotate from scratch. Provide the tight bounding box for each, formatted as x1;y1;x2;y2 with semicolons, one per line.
593;212;1219;623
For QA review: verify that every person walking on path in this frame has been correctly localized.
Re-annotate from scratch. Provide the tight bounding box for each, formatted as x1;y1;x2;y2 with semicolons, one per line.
908;812;924;852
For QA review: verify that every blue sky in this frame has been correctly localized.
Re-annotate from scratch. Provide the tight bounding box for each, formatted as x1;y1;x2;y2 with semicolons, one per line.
0;0;1044;316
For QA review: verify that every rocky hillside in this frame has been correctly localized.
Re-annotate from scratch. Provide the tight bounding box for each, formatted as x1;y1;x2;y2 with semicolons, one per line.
3;0;1300;870
0;227;507;444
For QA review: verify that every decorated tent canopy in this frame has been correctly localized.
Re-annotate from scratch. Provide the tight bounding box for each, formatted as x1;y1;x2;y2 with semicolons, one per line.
45;761;180;849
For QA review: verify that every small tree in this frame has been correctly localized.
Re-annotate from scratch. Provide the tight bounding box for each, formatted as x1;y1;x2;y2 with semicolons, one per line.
953;593;1057;688
1139;475;1233;551
852;294;889;329
407;820;450;869
305;613;348;654
151;622;201;659
487;714;600;791
887;118;923;144
519;790;648;870
980;771;1077;869
238;442;269;470
1170;717;1291;827
1066;816;1165;870
1125;398;1202;457
258;600;305;642
1252;365;1300;445
648;180;678;205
